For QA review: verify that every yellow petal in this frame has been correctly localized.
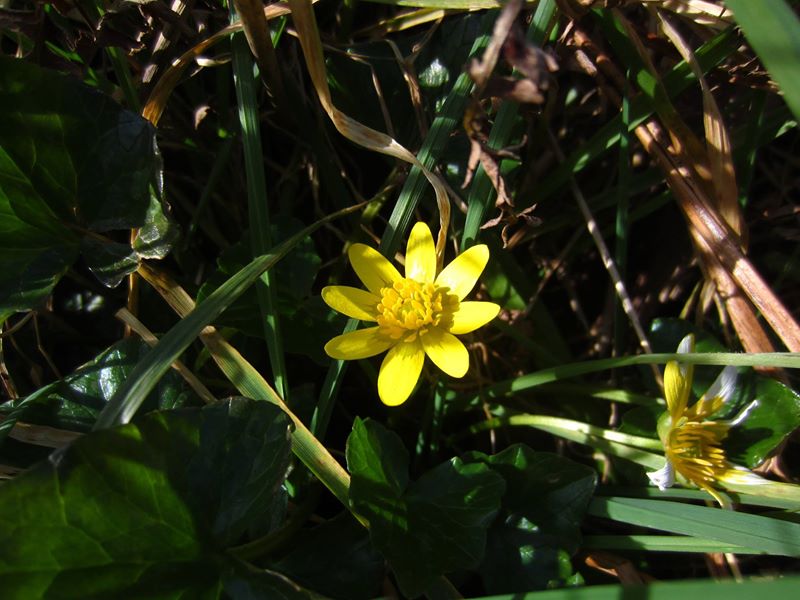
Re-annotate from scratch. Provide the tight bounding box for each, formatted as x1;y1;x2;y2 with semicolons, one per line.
449;301;500;335
325;327;393;360
405;222;436;283
378;340;425;406
322;286;379;321
421;328;469;378
435;244;489;300
664;360;691;420
348;243;401;295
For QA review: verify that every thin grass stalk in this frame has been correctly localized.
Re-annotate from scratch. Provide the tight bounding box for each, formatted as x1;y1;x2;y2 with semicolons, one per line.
231;22;289;399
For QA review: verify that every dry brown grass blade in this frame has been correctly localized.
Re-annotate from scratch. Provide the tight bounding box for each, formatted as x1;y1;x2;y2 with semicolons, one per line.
657;9;745;243
233;0;288;113
287;0;451;267
142;1;299;125
603;12;782;355
636;119;800;352
573;23;800;353
1;418;81;449
652;0;733;29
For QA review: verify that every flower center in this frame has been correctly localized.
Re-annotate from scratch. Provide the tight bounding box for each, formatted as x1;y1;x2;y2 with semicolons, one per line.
376;279;458;342
666;419;730;483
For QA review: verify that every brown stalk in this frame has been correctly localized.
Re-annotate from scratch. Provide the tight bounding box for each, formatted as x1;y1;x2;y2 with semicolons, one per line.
233;0;289;115
573;21;800;353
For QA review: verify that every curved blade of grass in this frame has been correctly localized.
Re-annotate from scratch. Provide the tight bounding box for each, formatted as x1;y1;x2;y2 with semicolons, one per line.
465;415;664;470
94;204;362;429
588;496;800;556
726;0;800;123
471;575;800;600
231;21;288;400
599;485;800;510
471;351;800;401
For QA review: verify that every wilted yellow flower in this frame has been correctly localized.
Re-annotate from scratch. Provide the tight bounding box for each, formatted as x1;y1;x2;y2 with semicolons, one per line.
648;334;762;507
322;222;500;406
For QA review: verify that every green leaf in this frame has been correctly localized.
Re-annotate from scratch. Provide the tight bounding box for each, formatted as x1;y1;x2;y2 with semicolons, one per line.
464;445;597;593
0;57;169;310
273;513;384;600
80;237;140;288
0;399;302;597
346;418;505;597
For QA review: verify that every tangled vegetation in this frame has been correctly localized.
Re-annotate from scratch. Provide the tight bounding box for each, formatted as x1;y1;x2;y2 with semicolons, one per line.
1;0;799;598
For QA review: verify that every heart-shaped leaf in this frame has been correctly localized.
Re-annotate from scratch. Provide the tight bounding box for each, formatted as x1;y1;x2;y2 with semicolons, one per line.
0;399;303;598
346;418;505;598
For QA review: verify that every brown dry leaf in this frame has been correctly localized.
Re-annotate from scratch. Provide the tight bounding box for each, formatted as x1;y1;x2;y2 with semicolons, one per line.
584;551;655;584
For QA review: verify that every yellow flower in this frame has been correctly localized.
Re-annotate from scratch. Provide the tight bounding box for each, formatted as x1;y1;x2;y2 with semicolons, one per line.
648;334;761;507
322;222;500;406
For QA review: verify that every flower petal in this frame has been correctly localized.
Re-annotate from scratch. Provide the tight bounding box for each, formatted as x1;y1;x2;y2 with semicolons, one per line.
421;328;469;378
435;244;489;300
325;327;393;360
322;286;379;321
378;340;425;406
449;301;500;335
348;243;401;295
647;460;675;491
664;360;691;420
690;365;738;419
405;222;436;283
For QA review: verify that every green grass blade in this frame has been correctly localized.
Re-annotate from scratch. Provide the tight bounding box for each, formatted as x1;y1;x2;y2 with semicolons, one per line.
589;496;800;556
726;0;800;123
471;351;800;401
94;204;361;429
471;576;800;600
583;535;763;554
231;21;289;400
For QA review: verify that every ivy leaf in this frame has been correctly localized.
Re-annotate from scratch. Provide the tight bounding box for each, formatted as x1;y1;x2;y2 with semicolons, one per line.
464;445;597;594
0;338;191;439
346;418;505;598
0;57;172;311
0;399;305;598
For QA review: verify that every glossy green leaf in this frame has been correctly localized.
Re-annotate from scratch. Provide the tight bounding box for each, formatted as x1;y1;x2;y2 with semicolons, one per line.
0;399;303;598
650;318;800;467
464;445;597;594
0;57;170;311
273;513;384;600
0;338;190;444
346;418;505;597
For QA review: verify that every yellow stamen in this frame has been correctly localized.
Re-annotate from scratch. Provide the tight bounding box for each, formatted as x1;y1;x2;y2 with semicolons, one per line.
375;279;458;342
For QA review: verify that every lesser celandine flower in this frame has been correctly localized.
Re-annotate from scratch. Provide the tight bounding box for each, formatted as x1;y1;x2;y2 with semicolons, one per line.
648;334;763;508
322;222;500;406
